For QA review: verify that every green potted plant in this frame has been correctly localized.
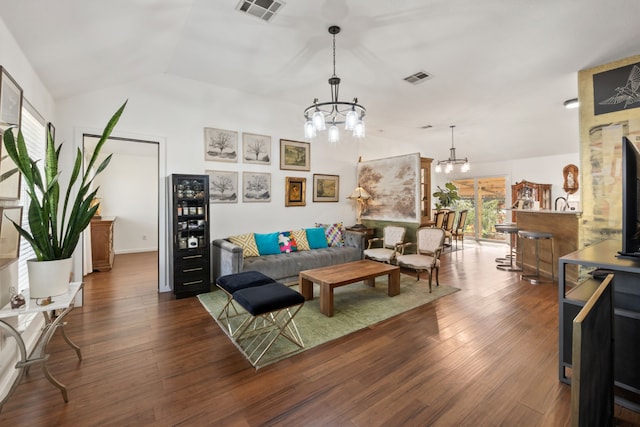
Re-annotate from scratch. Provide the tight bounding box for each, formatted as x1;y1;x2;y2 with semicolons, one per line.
433;182;460;210
2;101;127;297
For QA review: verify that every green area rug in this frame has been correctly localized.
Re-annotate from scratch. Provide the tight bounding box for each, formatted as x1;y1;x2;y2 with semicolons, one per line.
198;274;459;369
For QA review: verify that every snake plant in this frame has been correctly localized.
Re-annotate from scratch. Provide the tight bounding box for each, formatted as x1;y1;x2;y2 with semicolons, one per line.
2;101;126;261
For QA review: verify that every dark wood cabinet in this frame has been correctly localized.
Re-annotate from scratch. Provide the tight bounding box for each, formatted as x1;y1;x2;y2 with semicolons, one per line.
91;217;115;271
511;180;552;210
168;174;210;298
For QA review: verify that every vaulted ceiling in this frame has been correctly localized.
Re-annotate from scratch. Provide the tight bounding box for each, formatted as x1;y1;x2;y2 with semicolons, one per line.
2;0;640;163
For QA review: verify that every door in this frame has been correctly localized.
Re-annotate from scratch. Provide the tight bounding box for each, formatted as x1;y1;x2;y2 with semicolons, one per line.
451;176;507;242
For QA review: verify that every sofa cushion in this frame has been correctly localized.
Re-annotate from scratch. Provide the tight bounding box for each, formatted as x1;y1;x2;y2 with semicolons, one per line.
278;231;298;253
292;229;310;251
316;222;345;247
228;233;260;258
255;232;280;255
242;246;362;281
306;227;328;249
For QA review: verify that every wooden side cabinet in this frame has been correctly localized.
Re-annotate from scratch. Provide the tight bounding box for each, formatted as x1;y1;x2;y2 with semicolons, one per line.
91;217;115;271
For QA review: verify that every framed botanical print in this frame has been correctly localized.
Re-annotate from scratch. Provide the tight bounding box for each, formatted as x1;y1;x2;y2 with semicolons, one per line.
243;172;271;202
280;139;310;171
206;170;238;203
242;133;271;165
313;174;339;202
0;67;23;128
285;176;306;207
0;206;22;263
204;127;238;162
0;129;21;200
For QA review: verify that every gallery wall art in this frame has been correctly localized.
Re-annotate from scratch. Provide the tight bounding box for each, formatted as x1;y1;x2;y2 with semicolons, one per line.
242;132;271;165
204;127;238;162
206;170;238;203
243;172;271;202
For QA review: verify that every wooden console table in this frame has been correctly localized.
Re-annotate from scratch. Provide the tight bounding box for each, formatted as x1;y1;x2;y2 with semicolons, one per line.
0;282;83;411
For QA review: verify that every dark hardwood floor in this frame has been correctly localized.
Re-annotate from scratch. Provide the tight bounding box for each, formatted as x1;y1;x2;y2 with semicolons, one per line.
2;243;639;426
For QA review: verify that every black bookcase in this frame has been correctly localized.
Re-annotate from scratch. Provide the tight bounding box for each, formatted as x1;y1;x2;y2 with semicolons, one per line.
168;174;211;298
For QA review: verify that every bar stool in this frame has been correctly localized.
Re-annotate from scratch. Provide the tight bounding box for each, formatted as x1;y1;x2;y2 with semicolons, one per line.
518;230;554;284
494;223;517;262
495;223;521;271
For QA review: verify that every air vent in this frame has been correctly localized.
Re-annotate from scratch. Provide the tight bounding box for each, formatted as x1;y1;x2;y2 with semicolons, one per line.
404;71;433;85
236;0;285;22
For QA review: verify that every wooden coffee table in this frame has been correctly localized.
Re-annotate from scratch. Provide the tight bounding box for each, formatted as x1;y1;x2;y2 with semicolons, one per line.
299;260;400;317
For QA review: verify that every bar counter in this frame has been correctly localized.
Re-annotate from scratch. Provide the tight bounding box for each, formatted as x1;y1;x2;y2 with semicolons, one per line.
513;209;582;283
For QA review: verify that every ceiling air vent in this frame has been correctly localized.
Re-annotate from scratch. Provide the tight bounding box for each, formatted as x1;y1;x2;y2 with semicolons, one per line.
236;0;285;22
404;71;433;85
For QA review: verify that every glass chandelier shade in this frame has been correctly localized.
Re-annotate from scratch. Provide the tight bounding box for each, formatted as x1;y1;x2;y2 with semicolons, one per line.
303;26;366;143
435;125;470;173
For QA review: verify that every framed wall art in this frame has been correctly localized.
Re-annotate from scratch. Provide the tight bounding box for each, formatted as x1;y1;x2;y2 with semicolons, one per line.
206;170;238;203
0;66;23;128
313;174;339;202
357;153;421;222
593;62;640;116
204;127;238;162
243;172;271;202
242;132;271;165
285;176;306;207
0;129;21;200
0;206;22;263
280;139;310;171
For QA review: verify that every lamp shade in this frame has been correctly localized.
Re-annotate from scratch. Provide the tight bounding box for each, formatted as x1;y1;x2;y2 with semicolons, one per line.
348;186;371;200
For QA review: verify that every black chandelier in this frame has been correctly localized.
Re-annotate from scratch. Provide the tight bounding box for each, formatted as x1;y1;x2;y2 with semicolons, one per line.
303;25;366;143
435;125;470;173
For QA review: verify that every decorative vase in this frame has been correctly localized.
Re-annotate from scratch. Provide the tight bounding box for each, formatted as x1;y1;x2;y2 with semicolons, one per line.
27;258;72;298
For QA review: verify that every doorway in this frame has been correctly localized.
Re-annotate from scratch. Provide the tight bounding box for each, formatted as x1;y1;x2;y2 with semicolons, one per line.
451;176;507;242
82;135;160;291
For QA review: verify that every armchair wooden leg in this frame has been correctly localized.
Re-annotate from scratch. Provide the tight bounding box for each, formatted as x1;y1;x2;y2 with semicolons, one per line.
435;267;440;287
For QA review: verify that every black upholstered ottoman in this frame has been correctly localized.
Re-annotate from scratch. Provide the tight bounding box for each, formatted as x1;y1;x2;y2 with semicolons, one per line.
232;282;305;367
233;282;304;316
215;271;276;336
216;270;275;293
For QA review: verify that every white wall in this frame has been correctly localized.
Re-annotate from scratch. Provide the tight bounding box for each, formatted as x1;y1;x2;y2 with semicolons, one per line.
55;74;361;237
93;151;158;254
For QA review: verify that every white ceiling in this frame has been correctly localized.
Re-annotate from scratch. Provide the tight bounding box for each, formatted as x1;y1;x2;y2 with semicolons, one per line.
2;0;640;164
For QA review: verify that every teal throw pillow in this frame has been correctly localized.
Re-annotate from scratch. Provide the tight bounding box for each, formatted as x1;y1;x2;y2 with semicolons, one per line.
254;232;280;255
306;227;328;249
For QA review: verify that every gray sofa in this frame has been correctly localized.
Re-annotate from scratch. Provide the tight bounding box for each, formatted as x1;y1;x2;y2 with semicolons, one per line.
211;230;365;283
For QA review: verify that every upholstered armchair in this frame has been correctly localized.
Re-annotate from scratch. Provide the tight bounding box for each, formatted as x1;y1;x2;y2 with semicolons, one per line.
396;227;446;292
363;226;406;264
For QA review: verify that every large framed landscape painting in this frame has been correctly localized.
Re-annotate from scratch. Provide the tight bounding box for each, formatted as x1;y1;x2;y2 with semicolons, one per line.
357;153;421;222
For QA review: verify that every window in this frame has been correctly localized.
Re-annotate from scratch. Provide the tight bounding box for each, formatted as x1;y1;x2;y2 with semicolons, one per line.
16;101;46;292
451;176;507;242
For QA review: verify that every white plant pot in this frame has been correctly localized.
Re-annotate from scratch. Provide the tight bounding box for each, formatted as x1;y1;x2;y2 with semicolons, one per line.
27;258;73;298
